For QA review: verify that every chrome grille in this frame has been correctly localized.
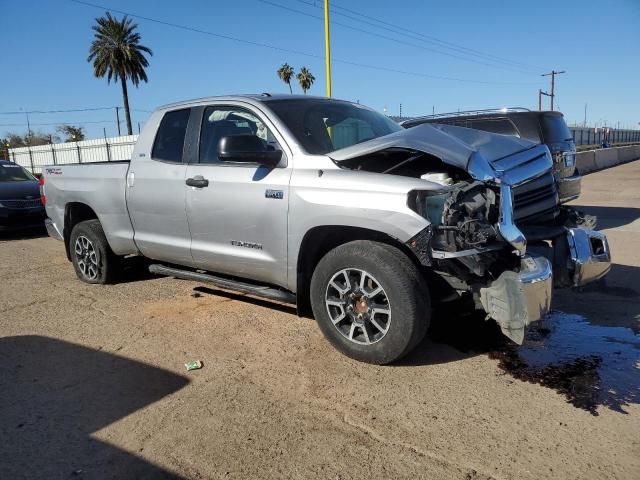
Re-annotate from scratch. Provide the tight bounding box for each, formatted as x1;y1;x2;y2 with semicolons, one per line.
1;198;42;209
512;172;559;224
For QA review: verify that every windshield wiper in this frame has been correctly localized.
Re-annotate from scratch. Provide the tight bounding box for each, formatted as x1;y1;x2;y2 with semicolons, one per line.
382;152;424;175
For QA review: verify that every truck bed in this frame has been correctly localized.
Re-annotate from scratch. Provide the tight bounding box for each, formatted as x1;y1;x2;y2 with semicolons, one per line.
43;162;137;255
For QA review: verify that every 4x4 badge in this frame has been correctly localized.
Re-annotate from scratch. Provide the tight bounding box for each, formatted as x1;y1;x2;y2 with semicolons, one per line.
265;189;284;199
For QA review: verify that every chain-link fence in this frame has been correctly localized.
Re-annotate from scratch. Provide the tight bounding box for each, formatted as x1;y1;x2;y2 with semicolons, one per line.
569;127;640;146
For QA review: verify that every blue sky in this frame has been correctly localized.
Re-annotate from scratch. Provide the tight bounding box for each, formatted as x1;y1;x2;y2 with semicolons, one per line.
2;0;639;139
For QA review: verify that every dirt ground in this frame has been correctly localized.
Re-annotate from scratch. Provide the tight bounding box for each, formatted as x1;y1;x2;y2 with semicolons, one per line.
1;161;639;480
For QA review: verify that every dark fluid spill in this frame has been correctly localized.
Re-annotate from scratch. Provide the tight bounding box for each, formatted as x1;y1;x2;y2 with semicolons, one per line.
429;309;640;415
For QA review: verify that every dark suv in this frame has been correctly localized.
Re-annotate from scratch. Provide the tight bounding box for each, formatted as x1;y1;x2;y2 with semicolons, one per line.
401;109;580;203
0;160;46;231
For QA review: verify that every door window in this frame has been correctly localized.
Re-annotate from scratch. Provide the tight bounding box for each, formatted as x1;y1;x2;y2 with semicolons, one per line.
151;108;190;162
199;106;280;164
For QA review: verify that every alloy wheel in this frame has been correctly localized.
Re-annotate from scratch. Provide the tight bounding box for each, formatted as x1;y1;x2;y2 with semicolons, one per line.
325;268;391;345
74;235;99;280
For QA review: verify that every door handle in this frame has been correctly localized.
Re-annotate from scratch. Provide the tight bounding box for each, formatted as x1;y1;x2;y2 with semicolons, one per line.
186;176;209;188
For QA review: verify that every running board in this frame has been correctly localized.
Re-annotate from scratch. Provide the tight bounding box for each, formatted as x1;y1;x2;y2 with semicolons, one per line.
148;264;296;304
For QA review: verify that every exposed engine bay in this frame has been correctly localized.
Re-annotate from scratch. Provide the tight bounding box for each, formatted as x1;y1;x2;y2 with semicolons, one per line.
340;148;501;253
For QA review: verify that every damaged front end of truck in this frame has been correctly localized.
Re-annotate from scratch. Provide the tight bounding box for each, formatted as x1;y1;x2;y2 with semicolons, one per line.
331;124;611;344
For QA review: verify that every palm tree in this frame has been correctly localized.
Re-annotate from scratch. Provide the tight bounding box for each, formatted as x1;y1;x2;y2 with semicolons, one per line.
88;12;152;136
277;63;295;94
296;67;315;94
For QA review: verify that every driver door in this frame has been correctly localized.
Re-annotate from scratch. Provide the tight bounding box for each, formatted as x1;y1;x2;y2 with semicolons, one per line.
184;104;292;287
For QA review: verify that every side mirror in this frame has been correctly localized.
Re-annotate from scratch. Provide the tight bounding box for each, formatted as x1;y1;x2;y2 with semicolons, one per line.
218;135;282;168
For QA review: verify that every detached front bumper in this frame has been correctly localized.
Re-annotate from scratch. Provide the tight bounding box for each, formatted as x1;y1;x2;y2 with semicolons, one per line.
479;227;611;344
480;255;553;344
566;227;611;285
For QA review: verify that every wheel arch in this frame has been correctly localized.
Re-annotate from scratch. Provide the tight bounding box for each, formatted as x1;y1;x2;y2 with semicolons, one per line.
295;225;424;318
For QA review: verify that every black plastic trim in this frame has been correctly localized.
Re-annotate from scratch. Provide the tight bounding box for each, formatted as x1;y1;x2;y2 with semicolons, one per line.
148;264;296;304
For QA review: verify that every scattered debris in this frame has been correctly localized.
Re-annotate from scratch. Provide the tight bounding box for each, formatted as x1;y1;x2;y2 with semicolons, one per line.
185;360;203;371
191;292;202;298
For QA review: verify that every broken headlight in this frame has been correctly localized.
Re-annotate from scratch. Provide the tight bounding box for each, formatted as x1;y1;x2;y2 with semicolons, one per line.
408;190;449;228
409;183;500;251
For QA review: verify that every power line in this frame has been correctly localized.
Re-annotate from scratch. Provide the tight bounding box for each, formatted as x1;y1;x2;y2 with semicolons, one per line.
70;0;539;86
314;0;544;72
0;107;114;115
0;107;152;115
0;118;147;127
259;0;536;75
286;0;541;75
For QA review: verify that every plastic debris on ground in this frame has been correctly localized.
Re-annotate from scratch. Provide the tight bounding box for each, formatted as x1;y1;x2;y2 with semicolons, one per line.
185;360;203;371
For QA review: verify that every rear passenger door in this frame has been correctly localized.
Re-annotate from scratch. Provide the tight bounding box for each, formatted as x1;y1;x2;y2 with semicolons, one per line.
184;103;292;287
126;108;195;266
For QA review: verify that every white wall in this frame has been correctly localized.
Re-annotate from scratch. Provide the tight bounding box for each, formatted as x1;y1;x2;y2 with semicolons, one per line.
8;135;138;174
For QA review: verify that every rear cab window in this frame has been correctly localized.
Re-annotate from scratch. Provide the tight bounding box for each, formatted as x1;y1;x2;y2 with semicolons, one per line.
151;108;191;162
540;114;573;143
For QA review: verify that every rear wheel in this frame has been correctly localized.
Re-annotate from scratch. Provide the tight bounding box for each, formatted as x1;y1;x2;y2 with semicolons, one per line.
310;240;431;364
70;219;121;284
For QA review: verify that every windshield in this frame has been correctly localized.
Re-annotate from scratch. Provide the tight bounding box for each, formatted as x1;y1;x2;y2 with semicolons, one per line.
0;163;36;182
265;98;402;154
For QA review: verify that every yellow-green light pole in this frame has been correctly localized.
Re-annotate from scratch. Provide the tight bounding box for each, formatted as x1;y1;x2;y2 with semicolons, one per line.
324;0;332;97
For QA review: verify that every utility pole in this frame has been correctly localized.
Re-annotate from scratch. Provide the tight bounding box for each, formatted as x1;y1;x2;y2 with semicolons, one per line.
22;109;32;145
115;107;121;136
399;103;402;118
541;70;566;111
584;103;587;127
538;89;551;111
323;0;332;98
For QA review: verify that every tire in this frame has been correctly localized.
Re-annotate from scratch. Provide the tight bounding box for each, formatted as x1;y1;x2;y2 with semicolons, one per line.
69;219;121;284
310;240;431;365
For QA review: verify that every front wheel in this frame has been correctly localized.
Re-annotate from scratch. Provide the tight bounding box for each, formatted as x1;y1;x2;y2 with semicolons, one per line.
310;241;431;365
69;219;121;284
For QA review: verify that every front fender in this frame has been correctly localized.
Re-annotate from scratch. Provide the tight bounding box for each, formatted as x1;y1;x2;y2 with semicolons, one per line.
286;168;437;291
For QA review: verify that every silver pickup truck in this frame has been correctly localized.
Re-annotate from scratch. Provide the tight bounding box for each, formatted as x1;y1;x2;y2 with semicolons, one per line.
42;94;611;364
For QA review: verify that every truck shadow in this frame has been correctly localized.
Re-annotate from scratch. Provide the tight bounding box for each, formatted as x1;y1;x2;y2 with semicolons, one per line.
192;286;298;315
0;335;189;479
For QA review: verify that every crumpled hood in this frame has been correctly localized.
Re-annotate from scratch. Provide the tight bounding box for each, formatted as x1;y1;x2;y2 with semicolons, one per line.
330;123;537;170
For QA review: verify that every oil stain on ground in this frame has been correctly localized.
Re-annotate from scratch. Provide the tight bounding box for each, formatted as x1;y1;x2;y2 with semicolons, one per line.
429;309;640;415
